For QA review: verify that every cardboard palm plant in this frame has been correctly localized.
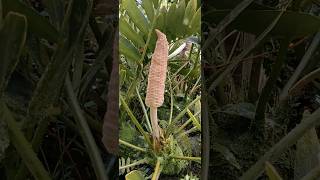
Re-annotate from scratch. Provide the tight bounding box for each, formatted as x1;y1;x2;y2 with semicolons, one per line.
119;29;201;179
119;0;201;179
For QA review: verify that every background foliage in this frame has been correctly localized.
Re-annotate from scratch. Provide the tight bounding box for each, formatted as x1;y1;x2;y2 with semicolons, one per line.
203;0;320;179
0;0;118;179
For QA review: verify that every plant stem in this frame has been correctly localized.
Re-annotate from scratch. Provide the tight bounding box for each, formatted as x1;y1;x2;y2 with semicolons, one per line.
119;158;148;170
119;139;147;152
0;101;51;180
150;107;160;140
252;38;290;136
168;76;174;125
170;156;201;162
151;158;162;180
136;87;152;132
177;126;199;138
65;75;108;180
170;96;201;128
175;111;201;134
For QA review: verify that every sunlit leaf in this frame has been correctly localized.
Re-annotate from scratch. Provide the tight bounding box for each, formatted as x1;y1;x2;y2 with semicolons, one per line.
125;170;146;180
142;0;154;22
120;16;146;48
123;0;149;35
119;35;141;63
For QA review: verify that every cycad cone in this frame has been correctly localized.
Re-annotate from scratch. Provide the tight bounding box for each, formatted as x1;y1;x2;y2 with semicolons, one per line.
145;29;168;142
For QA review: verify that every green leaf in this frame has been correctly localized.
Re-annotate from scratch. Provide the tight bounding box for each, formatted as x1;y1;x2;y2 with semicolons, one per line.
0;101;51;180
186;109;201;131
119;35;141;63
265;162;283;180
155;7;166;32
175;0;186;37
205;10;320;37
152;0;159;9
188;7;200;34
141;0;154;22
3;0;59;42
120;16;145;48
0;12;27;94
166;3;177;37
123;0;149;35
183;0;197;27
168;95;201;131
125;170;146;180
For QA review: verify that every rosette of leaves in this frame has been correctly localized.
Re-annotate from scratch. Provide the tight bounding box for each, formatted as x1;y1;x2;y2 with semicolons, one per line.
119;0;201;64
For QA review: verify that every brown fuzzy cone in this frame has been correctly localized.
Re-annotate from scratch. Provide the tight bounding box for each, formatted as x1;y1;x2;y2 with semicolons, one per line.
145;29;169;108
102;28;119;155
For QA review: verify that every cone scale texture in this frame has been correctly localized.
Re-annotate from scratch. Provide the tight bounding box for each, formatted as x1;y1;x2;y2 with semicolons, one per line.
145;29;169;108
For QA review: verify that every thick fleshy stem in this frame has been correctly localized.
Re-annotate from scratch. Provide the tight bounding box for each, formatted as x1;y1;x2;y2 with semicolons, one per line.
150;107;160;141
